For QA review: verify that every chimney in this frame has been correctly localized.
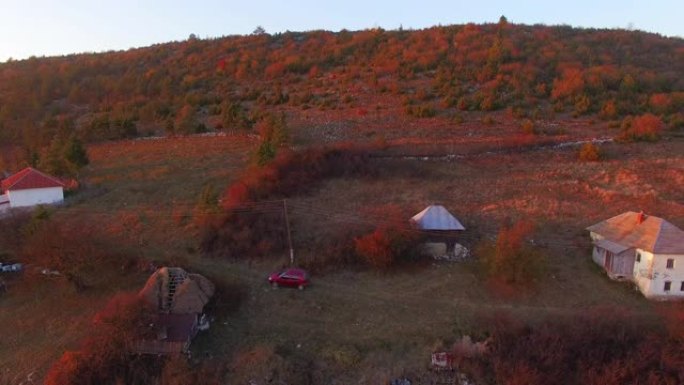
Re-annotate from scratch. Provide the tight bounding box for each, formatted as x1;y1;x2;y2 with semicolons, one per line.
637;211;646;224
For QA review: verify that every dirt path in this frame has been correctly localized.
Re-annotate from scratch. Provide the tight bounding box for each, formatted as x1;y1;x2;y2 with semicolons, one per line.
373;137;614;161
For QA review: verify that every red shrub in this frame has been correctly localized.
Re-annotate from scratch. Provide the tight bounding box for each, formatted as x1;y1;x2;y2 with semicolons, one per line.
479;220;545;284
355;229;394;269
45;293;154;385
649;93;673;114
353;204;421;269
202;146;374;259
619;113;664;142
458;307;684;385
578;142;602;162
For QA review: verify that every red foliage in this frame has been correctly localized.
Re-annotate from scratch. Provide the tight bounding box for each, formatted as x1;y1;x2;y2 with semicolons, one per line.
619;113;664;142
1;25;682;150
354;229;394;269
202;146;373;258
481;221;545;286
353;204;420;269
551;68;585;101
45;292;154;385
457;307;684;385
649;93;673;113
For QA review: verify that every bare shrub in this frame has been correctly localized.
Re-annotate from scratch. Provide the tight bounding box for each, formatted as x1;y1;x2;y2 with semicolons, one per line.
457;307;684;385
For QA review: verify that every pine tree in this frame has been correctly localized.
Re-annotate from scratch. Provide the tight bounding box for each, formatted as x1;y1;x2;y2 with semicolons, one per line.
253;113;289;165
40;135;68;176
64;136;89;170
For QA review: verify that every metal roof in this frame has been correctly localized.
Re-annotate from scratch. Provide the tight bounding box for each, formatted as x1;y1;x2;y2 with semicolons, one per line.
594;238;633;254
410;205;465;231
587;211;684;254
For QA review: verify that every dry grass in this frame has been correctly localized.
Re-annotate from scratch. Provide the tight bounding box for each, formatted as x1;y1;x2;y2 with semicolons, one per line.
0;135;255;381
0;273;146;382
83;134;256;207
194;138;682;381
1;132;682;383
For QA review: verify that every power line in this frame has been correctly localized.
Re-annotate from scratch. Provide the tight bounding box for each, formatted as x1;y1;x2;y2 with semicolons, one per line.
34;198;609;250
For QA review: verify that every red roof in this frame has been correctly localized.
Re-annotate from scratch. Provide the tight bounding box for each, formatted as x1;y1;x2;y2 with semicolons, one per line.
1;167;65;191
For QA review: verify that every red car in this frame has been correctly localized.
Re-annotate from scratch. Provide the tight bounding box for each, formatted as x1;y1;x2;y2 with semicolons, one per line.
268;267;310;290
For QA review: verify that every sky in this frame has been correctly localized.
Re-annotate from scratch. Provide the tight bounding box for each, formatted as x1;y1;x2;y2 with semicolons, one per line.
1;0;682;62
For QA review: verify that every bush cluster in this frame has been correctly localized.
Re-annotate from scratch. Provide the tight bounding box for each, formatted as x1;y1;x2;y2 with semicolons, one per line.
476;220;546;289
456;306;684;385
201;146;372;259
45;293;156;385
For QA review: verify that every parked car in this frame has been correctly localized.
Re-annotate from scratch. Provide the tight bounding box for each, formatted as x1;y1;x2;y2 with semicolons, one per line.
268;267;310;290
0;263;23;273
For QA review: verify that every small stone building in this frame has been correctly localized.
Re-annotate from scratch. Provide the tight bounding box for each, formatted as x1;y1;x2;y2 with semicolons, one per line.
135;267;215;354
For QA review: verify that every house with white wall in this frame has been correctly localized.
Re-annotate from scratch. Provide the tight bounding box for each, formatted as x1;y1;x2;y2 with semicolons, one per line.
0;167;65;212
587;211;684;300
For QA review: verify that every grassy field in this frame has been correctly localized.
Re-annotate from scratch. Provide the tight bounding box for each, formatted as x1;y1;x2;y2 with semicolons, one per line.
1;131;682;383
0;134;255;381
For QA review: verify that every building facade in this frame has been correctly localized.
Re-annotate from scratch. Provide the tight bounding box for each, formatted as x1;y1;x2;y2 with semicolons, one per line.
587;211;684;300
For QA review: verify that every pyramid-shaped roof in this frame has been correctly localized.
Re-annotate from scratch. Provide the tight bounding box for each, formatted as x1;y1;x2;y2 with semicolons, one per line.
1;167;64;191
410;205;465;231
587;211;684;254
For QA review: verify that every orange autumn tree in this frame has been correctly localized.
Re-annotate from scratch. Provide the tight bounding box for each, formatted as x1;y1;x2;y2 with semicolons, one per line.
619;113;664;142
354;205;420;270
477;220;546;287
45;293;154;385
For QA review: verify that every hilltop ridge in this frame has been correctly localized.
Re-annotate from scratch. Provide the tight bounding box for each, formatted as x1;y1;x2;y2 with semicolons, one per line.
0;21;682;154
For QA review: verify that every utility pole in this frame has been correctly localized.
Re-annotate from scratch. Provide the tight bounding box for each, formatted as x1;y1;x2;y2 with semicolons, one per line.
283;199;295;265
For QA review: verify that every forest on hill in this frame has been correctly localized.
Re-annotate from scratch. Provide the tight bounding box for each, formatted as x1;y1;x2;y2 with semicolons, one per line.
0;19;683;161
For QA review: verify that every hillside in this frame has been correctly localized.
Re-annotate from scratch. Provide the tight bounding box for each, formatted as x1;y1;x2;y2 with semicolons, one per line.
0;21;683;157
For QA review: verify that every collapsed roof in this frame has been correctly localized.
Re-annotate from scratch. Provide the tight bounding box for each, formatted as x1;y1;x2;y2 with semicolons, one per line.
139;267;215;314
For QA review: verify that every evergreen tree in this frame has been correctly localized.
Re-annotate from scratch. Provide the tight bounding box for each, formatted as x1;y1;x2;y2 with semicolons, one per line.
40;135;68;176
253;113;289;165
64;136;89;170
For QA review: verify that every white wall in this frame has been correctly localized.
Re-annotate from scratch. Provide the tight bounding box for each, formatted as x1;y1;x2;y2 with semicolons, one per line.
633;250;684;299
7;187;63;208
590;232;605;266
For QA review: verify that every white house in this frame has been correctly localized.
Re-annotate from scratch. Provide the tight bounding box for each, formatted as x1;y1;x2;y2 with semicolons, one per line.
0;167;65;212
587;211;684;300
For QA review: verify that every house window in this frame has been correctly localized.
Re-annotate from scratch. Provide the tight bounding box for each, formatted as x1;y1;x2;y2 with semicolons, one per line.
664;281;671;291
636;253;641;263
681;282;684;292
666;259;674;269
